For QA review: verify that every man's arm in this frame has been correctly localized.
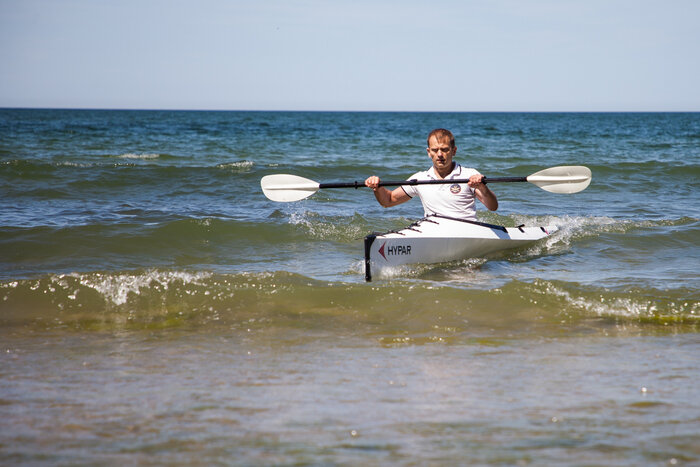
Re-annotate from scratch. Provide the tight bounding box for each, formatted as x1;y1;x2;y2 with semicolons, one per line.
365;176;411;207
468;174;498;211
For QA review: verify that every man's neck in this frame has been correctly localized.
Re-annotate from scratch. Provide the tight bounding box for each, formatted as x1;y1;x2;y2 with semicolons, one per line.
434;162;455;179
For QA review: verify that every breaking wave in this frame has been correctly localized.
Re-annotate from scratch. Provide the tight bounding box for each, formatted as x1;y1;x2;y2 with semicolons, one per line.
1;271;696;338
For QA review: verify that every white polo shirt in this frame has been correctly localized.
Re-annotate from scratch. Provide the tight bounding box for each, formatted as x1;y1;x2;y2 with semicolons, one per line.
401;163;481;220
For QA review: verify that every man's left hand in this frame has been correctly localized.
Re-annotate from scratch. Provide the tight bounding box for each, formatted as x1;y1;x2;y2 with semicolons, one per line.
467;173;486;188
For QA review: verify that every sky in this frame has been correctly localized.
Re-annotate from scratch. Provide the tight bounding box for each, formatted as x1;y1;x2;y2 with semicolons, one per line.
1;0;698;111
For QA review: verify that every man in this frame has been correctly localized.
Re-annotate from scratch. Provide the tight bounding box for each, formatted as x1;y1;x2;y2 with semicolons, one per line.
365;128;498;220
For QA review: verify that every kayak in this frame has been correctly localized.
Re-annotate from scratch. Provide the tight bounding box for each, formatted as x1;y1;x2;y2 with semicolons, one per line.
363;215;558;281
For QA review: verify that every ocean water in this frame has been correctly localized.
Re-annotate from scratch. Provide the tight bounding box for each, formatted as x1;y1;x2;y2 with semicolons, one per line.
1;109;698;465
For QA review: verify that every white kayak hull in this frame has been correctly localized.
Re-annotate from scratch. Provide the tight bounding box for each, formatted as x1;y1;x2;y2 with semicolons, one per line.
363;215;557;281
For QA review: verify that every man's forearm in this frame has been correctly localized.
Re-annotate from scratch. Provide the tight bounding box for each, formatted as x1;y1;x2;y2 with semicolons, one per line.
477;186;498;211
374;187;395;207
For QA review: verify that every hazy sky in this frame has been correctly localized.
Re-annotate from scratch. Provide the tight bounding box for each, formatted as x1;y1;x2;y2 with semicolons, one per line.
1;0;698;111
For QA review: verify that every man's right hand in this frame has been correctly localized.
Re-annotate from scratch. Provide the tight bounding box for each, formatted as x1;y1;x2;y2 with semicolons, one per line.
365;176;381;191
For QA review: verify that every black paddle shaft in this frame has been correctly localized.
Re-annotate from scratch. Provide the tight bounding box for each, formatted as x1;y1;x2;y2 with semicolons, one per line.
318;177;527;190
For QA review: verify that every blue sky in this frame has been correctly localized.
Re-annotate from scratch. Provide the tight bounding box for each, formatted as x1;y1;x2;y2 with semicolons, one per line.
1;0;698;111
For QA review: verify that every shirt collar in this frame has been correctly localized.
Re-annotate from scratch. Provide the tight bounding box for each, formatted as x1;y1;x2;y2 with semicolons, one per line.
428;163;461;180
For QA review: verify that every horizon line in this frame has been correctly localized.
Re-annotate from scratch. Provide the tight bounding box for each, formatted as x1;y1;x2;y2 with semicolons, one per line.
2;106;699;114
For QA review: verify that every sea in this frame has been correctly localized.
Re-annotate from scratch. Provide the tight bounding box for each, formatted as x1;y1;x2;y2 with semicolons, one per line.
1;109;698;465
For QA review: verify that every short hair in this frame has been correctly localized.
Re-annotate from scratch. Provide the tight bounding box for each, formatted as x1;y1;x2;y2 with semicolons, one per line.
427;128;455;148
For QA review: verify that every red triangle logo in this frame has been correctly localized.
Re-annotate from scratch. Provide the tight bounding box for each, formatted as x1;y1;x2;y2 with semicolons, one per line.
378;242;387;260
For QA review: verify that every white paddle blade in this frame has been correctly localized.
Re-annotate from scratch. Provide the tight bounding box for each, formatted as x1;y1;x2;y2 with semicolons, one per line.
261;174;321;202
526;165;592;194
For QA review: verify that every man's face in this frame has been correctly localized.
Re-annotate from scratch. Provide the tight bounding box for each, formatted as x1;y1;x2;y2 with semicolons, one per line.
427;135;456;173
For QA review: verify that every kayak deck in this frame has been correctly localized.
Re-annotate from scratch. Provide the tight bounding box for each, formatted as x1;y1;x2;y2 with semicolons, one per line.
363;215;557;281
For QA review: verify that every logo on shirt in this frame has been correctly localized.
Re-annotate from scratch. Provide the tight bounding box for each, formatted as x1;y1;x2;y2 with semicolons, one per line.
450;184;461;194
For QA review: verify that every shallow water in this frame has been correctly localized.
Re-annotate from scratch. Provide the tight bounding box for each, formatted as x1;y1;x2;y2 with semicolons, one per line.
3;330;698;465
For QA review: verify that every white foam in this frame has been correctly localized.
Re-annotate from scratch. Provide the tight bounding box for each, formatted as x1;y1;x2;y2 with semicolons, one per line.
505;215;633;255
68;270;212;306
117;153;160;160
536;280;700;319
216;161;254;171
288;211;368;242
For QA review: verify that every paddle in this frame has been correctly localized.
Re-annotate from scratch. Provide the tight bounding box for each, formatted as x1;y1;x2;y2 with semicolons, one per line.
261;165;592;202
